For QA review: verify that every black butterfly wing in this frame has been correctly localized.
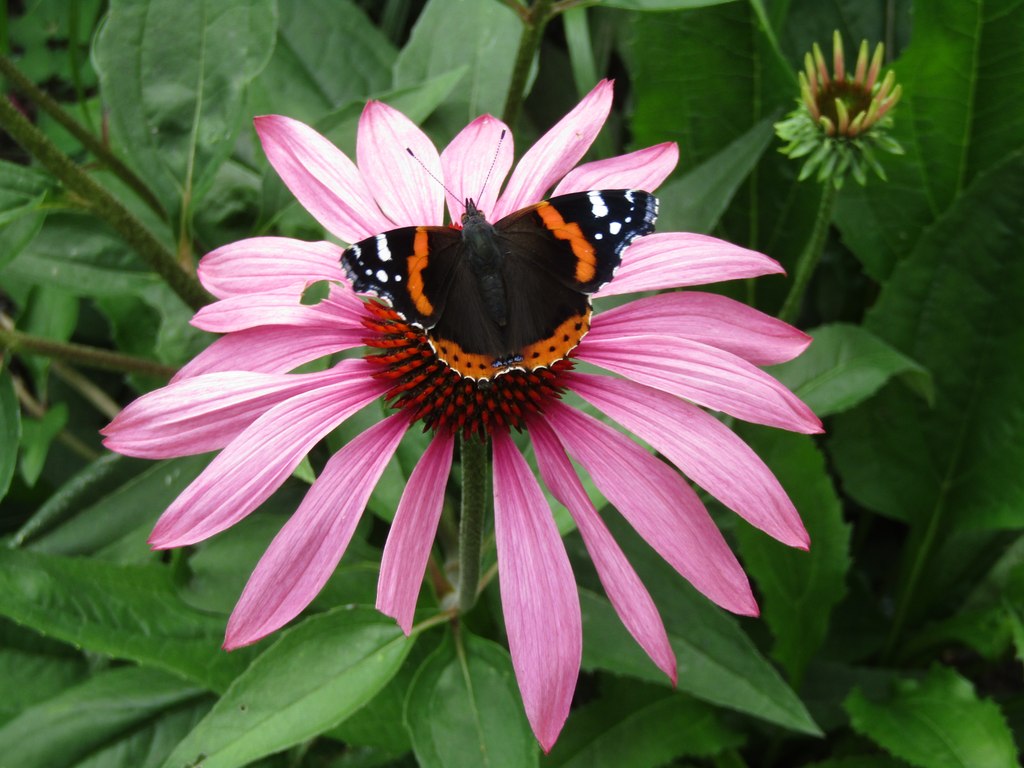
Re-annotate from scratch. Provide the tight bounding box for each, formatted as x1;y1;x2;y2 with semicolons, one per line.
494;189;658;292
493;189;658;351
341;226;463;328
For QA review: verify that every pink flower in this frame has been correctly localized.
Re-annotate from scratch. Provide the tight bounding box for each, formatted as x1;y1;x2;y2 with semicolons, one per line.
102;80;821;750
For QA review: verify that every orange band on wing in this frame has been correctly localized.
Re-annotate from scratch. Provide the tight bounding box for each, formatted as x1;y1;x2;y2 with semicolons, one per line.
429;308;591;381
519;309;591;369
407;228;434;317
536;202;597;283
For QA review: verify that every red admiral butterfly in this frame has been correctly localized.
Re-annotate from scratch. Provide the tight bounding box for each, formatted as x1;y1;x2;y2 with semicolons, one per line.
341;190;658;380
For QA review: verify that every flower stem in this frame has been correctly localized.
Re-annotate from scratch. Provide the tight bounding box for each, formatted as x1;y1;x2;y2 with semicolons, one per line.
0;55;165;217
778;181;838;324
457;435;489;614
0;95;210;311
502;0;556;128
0;326;177;379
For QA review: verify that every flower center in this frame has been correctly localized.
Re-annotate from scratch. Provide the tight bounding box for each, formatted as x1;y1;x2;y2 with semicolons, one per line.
360;301;573;439
817;80;874;137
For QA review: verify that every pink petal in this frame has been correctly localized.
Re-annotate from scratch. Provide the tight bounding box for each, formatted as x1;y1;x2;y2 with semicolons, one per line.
529;418;676;683
172;325;365;381
576;333;823;434
225;413;409;648
590;292;811;366
566;372;809;548
440;114;513;222
148;370;389;548
542;402;757;615
357;100;444;227
191;285;364;334
376;430;455;633
103;361;373;459
492;430;581;752
492;80;614;218
595;232;784;297
197;237;345;299
552;142;679;196
255;115;391;243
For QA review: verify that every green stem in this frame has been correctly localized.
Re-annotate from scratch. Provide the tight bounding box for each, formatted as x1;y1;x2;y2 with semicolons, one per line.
0;94;210;310
457;435;489;614
501;0;556;128
777;181;838;324
0;326;178;378
0;55;164;217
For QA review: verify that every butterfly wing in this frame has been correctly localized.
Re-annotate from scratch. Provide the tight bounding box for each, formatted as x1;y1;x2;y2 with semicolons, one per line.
495;189;658;292
341;226;462;328
493;189;658;351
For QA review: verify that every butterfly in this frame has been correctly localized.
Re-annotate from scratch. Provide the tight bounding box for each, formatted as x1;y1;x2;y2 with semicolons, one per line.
341;189;658;380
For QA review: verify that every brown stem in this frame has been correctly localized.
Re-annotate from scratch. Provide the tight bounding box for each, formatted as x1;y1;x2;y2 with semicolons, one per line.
0;326;177;379
0;54;165;217
0;94;211;310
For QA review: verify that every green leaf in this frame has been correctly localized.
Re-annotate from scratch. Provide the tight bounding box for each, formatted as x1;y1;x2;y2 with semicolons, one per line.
0;368;20;501
161;606;415;768
3;214;160;297
393;0;520;129
905;535;1024;661
18;403;68;487
543;678;742;767
589;0;739;9
733;429;850;683
0;548;254;691
18;285;79;400
9;454;146;548
72;700;212;768
0;160;53;270
579;547;820;735
27;455;210;558
300;279;330;305
625;4;818;285
845;666;1018;768
0;666;204;768
94;0;277;214
325;625;435;753
770;323;933;418
656;117;776;234
804;758;906;768
0;160;53;220
248;0;396;124
0;643;87;727
835;0;1024;280
830;153;1024;534
405;632;538;768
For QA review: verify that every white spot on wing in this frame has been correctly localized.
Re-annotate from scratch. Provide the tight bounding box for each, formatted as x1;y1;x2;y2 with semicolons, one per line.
588;191;609;218
609;221;622;235
376;233;392;262
376;268;389;283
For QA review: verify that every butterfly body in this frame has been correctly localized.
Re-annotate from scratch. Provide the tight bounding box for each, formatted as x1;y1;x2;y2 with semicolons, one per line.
342;189;658;380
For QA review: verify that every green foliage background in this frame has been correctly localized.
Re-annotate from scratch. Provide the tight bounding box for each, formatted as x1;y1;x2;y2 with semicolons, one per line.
1;0;1022;766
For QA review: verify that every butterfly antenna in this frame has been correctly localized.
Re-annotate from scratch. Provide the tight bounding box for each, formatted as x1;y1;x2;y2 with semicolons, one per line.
475;129;506;205
405;148;459;201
